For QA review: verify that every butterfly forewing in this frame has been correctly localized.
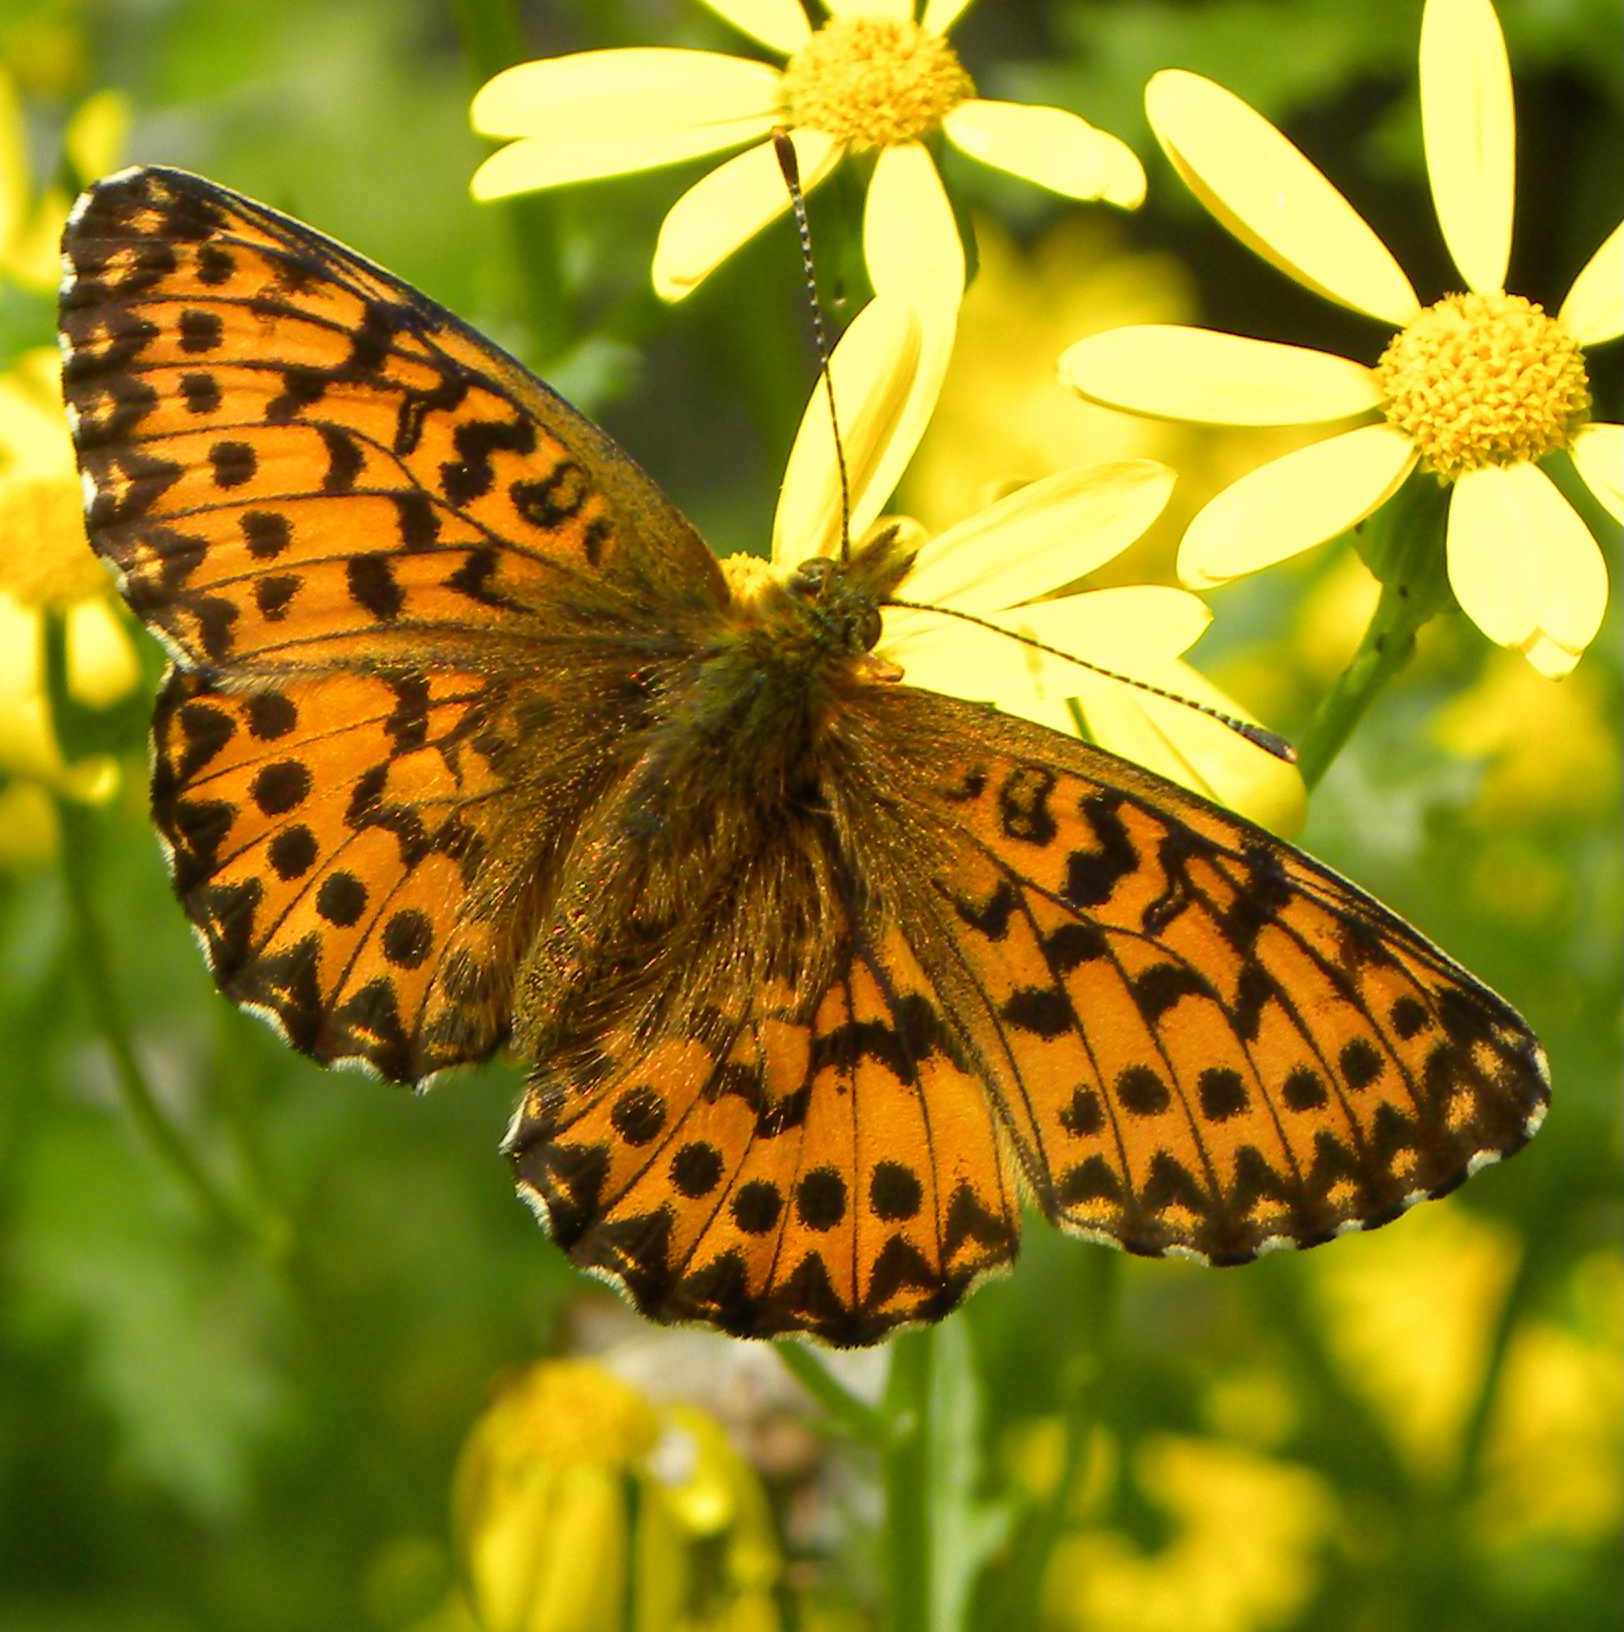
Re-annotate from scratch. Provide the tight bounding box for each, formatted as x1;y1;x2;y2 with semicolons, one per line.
58;164;724;675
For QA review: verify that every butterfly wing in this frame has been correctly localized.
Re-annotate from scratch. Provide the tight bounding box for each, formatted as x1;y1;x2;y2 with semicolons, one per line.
506;678;1547;1344
873;687;1549;1266
59;166;725;1080
59;164;724;671
505;904;1023;1347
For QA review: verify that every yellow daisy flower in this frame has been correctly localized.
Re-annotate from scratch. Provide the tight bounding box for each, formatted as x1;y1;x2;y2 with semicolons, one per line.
469;0;1145;321
764;298;1306;833
0;349;139;813
1061;0;1621;679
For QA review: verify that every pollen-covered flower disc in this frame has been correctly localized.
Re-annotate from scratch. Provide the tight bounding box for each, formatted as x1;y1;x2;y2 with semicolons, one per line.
59;167;1550;1347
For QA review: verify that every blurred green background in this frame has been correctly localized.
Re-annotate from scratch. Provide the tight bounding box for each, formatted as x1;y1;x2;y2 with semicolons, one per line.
1;2;1619;1629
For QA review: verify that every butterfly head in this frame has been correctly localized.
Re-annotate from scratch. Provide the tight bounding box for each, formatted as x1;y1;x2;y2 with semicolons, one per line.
784;524;916;660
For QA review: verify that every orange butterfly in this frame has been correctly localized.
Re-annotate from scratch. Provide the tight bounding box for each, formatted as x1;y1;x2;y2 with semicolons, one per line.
59;167;1548;1346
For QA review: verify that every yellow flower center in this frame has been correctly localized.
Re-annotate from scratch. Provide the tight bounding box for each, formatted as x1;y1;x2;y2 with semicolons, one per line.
780;18;974;150
1375;291;1591;482
719;552;779;606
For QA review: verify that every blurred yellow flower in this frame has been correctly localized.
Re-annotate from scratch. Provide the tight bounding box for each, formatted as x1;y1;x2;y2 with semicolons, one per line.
1315;1203;1518;1478
1063;0;1621;679
1478;1250;1624;1546
468;0;1144;328
452;1360;781;1632
1;68;128;291
1049;1436;1334;1632
770;297;1306;832
1313;1210;1624;1552
1433;652;1617;822
0;349;139;835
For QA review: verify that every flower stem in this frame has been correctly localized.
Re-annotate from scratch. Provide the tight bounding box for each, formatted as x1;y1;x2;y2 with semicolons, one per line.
1001;1252;1121;1629
1295;481;1451;788
774;1340;893;1444
54;795;282;1253
1452;1237;1538;1502
882;1325;935;1632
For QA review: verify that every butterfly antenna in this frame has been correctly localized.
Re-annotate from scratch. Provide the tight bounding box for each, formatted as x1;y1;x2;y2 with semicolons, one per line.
774;128;852;562
882;596;1298;763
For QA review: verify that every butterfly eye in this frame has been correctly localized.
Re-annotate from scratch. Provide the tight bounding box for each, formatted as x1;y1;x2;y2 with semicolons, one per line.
790;557;837;598
857;605;883;650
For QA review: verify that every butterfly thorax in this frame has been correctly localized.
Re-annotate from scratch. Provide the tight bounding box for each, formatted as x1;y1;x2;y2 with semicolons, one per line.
648;532;916;800
511;535;918;1057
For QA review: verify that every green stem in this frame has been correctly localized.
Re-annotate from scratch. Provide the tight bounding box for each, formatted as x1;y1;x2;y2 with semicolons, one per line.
774;1340;893;1444
1452;1238;1538;1502
54;796;280;1252
1294;481;1451;788
882;1326;934;1632
450;0;569;362
1003;1253;1121;1630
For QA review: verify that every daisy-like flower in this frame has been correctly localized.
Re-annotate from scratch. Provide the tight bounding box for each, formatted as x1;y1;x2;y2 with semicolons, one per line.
469;0;1145;322
754;298;1306;833
1061;0;1622;679
0;349;140;814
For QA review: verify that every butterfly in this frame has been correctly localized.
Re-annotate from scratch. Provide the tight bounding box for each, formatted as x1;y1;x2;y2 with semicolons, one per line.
58;166;1549;1347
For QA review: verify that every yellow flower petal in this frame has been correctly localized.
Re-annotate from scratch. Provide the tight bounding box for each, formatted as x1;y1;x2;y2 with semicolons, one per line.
1558;222;1624;347
822;0;914;19
1010;584;1213;665
0;374;75;469
863;143;961;481
472;120;772;200
1420;0;1515;294
471;49;782;139
882;584;1208;692
864;140;964;310
885;617;1065;720
1076;661;1308;834
943;100;1146;209
1178;424;1418;589
1448;463;1609;676
653;128;841;303
905;461;1175;611
773;298;922;566
65;596;141;709
1146;70;1420;325
1570;422;1623;523
922;0;979;31
8;190;67;291
695;0;812;55
64;90;131;184
1062;325;1382;427
0;67;26;253
0;780;59;867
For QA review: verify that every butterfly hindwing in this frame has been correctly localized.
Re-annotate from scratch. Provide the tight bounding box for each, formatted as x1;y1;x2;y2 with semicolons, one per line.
506;914;1022;1346
152;663;542;1079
